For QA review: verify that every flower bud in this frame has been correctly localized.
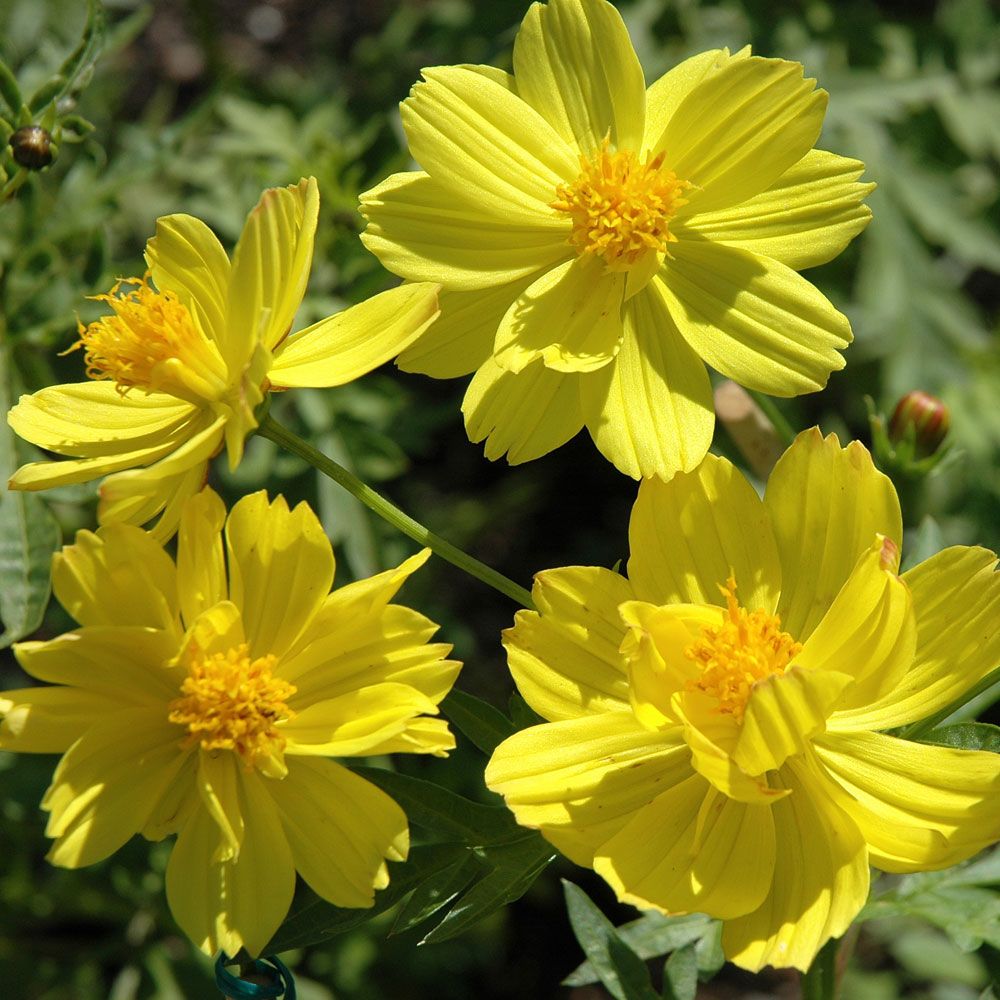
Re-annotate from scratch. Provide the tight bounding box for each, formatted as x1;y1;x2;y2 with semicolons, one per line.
888;390;949;459
9;125;54;169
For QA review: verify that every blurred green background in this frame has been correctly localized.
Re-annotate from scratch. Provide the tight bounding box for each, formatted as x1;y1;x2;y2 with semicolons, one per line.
1;0;998;996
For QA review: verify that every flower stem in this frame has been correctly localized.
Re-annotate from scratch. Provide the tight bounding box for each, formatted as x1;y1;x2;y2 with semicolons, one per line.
747;390;797;448
800;937;841;1000
258;414;534;610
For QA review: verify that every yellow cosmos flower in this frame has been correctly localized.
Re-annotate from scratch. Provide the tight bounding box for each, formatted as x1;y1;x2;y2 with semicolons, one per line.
0;489;460;957
8;177;440;539
485;430;1000;972
360;0;873;479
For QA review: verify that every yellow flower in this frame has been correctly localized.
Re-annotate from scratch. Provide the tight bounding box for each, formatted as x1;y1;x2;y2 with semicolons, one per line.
8;178;440;539
360;0;873;479
0;489;460;957
485;430;1000;971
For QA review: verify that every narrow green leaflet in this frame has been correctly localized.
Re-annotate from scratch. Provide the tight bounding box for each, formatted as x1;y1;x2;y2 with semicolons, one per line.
263;843;463;953
562;881;659;1000
27;0;106;110
441;688;517;754
390;851;481;936
661;943;698;1000
920;722;1000;753
564;911;720;986
0;345;60;647
901;515;945;572
863;847;1000;952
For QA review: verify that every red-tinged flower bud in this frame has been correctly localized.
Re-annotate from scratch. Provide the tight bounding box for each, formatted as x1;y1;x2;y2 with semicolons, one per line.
9;125;54;169
888;390;950;459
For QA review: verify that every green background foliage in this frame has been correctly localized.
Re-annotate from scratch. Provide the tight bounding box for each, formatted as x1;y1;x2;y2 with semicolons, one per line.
0;0;998;996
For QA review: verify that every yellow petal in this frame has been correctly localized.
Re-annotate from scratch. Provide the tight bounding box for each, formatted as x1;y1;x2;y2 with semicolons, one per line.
96;413;225;540
283;682;439;757
401;66;579;224
627;452;781;611
225;177;319;366
166;772;295;957
493;258;626;374
797;540;915;710
642;49;738;155
271;759;408;907
505;566;633;722
683;149;874;270
657;56;827;215
13;626;180;702
595;778;776;919
732;665;854;775
8;381;196;455
765;429;902;641
485;713;691;866
367;716;456;758
52;523;179;629
619;601;718;730
177;488;228;627
225;492;334;659
144;213;231;347
512;0;645;152
831;546;1000;732
721;757;868;973
814;732;1000;873
360;171;569;290
0;686;124;753
396;279;533;379
462;357;584;464
659;241;852;396
269;282;440;388
581;285;713;479
43;708;188;868
197;750;244;862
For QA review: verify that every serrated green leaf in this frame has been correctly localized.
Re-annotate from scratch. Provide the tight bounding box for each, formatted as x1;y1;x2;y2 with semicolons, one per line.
420;835;556;944
920;722;1000;753
263;843;462;953
440;688;516;755
390;850;481;936
562;881;658;1000
662;942;698;1000
564;912;718;986
351;765;522;845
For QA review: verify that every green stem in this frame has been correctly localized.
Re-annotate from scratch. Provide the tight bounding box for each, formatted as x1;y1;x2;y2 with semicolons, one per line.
897;665;1000;741
800;937;840;1000
748;389;797;448
258;414;534;610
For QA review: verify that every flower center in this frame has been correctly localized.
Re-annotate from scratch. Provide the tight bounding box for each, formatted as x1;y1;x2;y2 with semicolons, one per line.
552;139;691;271
168;643;297;770
70;275;225;400
684;576;802;722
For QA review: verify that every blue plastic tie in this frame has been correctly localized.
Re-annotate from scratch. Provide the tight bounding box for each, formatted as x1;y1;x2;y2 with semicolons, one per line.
215;954;296;999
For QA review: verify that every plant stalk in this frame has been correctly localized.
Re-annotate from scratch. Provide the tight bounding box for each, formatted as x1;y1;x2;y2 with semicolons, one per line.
258;414;534;610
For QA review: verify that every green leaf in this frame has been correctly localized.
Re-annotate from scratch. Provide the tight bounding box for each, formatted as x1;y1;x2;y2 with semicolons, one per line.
562;881;658;1000
0;346;60;647
28;0;106;110
0;59;22;116
920;722;1000;753
389;850;481;936
263;843;462;953
661;943;698;1000
440;689;516;755
901;515;945;572
508;692;545;731
351;765;522;845
419;835;556;944
564;912;718;986
863;847;1000;952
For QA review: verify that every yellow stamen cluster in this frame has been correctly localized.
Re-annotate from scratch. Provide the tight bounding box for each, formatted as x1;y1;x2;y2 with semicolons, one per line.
552;139;691;271
168;643;297;771
71;276;216;397
685;577;802;722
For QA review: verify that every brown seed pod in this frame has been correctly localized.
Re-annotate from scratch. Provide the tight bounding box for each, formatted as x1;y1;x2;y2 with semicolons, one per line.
9;125;54;169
